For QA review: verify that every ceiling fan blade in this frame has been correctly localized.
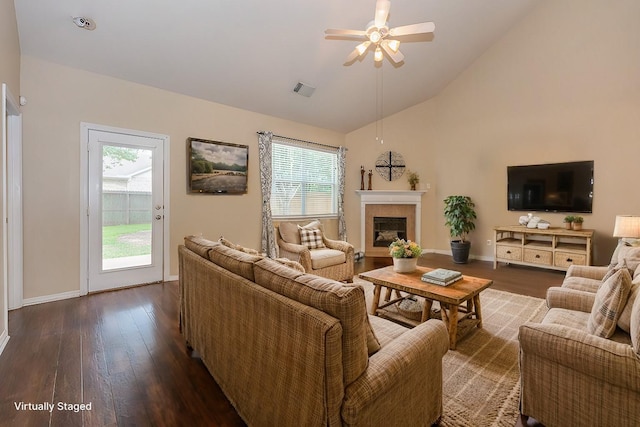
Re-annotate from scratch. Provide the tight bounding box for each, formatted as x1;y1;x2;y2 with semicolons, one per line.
324;28;367;38
374;0;391;28
389;22;435;37
345;49;360;63
381;40;405;63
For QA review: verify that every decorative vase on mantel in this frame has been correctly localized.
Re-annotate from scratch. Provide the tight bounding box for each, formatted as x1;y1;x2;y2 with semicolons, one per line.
392;257;418;273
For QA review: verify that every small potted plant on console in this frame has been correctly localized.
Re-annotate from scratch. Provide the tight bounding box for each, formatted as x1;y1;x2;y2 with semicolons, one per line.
563;215;575;230
572;216;584;230
444;195;477;264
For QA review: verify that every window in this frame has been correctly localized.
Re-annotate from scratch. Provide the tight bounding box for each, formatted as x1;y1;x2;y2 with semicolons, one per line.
271;139;338;217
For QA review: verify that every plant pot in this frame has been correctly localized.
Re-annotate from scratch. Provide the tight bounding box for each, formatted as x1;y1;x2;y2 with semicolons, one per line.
572;223;583;231
392;257;418;273
564;222;572;230
450;240;471;264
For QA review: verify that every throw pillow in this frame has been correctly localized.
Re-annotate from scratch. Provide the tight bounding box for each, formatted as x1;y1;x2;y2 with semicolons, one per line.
618;282;639;333
587;268;632;338
299;227;325;250
218;236;261;255
278;219;323;245
601;258;631;284
274;257;306;273
614;245;640;281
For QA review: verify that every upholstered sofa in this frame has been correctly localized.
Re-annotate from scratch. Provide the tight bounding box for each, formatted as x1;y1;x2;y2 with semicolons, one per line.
179;236;449;427
519;244;640;427
276;219;354;282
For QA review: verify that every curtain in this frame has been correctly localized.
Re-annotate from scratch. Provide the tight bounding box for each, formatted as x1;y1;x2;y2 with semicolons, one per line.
258;132;278;258
337;146;347;241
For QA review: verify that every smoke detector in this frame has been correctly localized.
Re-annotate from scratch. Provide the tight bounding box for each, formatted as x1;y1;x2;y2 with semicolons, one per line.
72;16;96;30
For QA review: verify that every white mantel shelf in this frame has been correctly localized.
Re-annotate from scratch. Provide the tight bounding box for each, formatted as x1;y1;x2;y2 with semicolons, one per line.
356;190;426;255
356;190;426;203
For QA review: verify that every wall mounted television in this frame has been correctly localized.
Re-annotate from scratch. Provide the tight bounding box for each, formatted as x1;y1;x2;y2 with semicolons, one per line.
507;160;594;213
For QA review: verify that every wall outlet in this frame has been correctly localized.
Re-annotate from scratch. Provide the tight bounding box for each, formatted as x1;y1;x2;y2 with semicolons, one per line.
486;239;492;246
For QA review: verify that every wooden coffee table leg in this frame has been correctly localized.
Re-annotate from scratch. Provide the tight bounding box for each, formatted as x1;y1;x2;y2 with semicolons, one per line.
371;284;382;315
421;299;433;323
473;294;483;328
448;304;459;350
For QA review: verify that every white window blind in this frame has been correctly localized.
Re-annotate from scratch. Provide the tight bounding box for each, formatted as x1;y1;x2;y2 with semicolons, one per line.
271;139;338;217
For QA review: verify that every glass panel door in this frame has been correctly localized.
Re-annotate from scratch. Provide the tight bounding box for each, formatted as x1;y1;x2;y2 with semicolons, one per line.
88;130;163;292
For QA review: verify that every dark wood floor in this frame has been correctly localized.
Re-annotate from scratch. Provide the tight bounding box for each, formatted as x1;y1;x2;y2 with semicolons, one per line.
0;254;561;426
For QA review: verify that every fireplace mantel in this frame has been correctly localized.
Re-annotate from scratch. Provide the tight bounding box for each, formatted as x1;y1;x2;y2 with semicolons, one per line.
356;190;426;256
356;190;426;203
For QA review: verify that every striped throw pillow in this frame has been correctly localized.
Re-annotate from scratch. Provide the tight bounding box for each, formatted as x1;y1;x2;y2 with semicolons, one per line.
588;268;632;338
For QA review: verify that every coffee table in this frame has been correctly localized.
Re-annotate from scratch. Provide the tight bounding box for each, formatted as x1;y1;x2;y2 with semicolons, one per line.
359;266;493;350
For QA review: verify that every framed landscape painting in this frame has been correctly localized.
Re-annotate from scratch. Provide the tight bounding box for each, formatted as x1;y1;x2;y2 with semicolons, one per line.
188;137;248;194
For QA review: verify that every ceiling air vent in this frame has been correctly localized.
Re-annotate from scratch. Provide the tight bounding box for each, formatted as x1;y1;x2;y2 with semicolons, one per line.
293;82;316;97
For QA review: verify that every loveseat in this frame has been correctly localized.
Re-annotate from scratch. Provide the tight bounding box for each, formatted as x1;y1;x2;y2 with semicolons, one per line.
179;236;449;427
519;244;640;427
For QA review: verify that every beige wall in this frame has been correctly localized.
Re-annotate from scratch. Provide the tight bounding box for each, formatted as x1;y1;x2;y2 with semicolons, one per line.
0;0;20;93
20;56;343;299
346;0;640;265
0;0;20;341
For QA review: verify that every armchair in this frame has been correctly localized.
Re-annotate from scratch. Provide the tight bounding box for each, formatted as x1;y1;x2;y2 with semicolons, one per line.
276;220;354;282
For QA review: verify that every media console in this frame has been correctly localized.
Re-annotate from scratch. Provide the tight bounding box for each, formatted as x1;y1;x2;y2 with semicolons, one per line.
494;226;593;271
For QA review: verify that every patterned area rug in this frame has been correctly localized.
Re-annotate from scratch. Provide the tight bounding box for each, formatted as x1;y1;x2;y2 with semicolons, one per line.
355;278;547;427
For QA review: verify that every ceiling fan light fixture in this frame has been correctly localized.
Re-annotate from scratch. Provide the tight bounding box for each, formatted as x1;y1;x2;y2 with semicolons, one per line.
356;41;371;55
374;46;383;62
369;30;382;43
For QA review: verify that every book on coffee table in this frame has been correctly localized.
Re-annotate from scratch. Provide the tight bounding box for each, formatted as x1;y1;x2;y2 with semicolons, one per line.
421;268;463;286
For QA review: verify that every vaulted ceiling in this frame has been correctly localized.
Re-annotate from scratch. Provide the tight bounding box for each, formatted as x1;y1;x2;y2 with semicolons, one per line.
14;0;538;133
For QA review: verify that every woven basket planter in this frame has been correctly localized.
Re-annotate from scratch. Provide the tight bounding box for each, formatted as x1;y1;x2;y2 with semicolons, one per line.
396;297;423;321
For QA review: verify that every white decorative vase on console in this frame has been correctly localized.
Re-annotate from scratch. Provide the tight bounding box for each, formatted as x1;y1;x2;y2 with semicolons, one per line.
392;257;418;273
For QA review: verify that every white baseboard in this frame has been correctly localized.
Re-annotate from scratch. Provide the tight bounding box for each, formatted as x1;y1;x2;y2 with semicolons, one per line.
0;330;9;357
22;290;81;307
167;274;179;282
429;248;493;262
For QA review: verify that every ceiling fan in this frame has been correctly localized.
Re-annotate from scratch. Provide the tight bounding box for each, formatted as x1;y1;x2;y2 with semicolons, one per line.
324;0;435;64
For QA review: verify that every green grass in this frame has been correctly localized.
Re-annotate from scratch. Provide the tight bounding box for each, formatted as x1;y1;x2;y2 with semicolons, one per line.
102;223;152;259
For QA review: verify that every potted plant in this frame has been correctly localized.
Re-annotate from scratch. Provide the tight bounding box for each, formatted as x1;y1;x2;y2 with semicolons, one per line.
407;170;420;191
389;238;422;273
572;216;584;230
444;195;477;264
563;215;575;230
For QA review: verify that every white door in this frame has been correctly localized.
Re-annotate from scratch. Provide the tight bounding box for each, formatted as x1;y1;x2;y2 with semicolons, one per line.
88;129;164;292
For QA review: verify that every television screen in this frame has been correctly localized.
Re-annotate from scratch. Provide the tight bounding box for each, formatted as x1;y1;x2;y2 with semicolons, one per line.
507;161;594;213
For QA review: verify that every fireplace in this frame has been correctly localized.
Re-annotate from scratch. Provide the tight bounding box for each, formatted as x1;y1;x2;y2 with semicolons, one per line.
373;217;407;247
357;190;426;257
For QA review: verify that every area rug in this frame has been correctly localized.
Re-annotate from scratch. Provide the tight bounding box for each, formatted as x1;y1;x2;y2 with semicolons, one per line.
355;278;548;427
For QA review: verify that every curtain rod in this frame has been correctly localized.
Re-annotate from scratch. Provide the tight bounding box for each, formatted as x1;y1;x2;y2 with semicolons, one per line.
257;131;346;151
